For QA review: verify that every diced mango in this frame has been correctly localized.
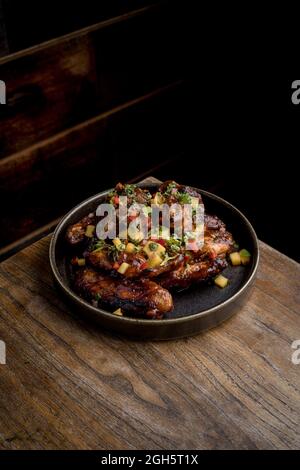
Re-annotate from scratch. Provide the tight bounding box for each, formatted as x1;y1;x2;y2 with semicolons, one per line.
147;253;163;268
85;225;95;237
152;192;164;205
230;252;241;266
143;241;166;258
117;262;130;274
113;308;123;316
239;249;251;265
214;275;229;288
125;242;136;254
113;237;123;249
77;258;86;266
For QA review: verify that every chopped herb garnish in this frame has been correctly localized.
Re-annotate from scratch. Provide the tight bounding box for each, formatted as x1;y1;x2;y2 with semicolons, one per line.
107;189;117;200
149;242;158;252
124;184;136;196
167;237;182;254
177;192;192;204
161;253;178;266
108;244;121;261
164;182;178;196
94;293;101;301
108;246;119;261
91;239;106;252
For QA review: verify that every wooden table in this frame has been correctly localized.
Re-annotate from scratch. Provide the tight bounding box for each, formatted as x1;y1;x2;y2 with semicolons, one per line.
0;232;299;449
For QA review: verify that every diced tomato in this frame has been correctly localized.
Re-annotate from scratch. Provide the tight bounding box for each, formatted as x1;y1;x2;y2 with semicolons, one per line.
157;239;166;247
128;209;138;220
71;256;78;265
113;262;120;270
140;261;149;270
113;195;119;205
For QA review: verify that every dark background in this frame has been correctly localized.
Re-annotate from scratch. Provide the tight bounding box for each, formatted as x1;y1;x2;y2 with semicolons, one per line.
0;1;298;261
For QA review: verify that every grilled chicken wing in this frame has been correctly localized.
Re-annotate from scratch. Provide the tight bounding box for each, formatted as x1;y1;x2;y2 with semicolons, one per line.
158;215;234;290
74;268;173;318
202;215;234;258
66;183;151;246
158;181;202;205
158;257;227;290
66;181;238;319
87;249;184;279
66;213;96;245
109;182;152;206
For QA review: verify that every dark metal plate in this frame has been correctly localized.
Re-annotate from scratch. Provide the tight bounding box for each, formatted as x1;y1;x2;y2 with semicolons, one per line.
49;182;259;340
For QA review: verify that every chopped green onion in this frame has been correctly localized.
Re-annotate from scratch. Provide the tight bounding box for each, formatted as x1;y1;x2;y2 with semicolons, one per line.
177;192;191;204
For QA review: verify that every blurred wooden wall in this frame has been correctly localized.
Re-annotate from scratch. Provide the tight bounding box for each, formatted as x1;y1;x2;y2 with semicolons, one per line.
0;1;190;259
0;0;8;57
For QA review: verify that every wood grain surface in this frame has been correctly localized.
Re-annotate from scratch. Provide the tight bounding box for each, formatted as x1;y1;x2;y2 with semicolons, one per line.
0;228;299;449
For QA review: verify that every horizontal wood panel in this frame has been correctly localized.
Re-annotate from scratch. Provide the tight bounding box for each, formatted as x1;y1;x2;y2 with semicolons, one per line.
0;81;188;250
0;81;184;190
0;0;8;57
0;3;183;159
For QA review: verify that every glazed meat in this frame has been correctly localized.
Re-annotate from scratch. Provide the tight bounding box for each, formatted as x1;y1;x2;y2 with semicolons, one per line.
158;215;234;290
66;183;151;246
74;268;173;319
202;215;234;259
87;248;184;279
66;213;95;245
158;257;227;290
108;182;151;206
65;181;241;319
87;249;147;278
158;180;202;205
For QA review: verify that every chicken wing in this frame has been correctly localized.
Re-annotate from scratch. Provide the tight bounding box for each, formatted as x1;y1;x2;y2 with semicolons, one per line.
158;257;228;290
74;268;174;319
66;213;96;245
87;248;184;279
